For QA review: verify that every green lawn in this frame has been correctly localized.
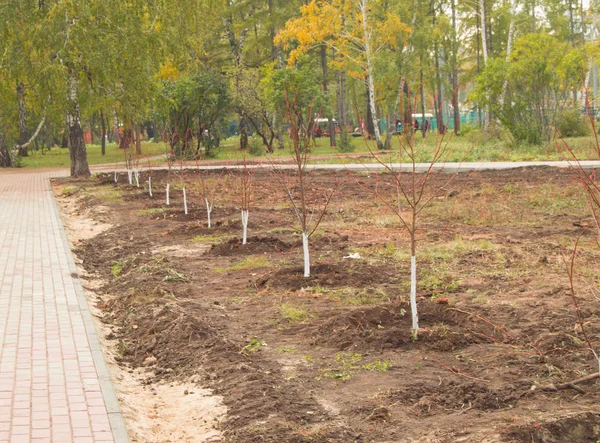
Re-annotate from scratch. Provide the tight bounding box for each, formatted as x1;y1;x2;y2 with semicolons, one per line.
213;132;600;163
20;142;167;168
16;131;600;169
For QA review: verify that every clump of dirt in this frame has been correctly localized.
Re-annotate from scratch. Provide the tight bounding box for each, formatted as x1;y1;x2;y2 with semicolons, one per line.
210;235;293;256
384;380;529;416
103;288;224;374
503;412;600;442
257;262;398;291
314;302;508;351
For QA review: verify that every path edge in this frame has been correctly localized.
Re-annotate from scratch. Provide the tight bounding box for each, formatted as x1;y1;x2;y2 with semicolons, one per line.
47;178;130;443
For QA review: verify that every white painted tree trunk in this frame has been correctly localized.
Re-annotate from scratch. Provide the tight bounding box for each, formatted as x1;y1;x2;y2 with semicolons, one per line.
501;0;518;104
148;176;153;197
302;231;310;277
134;169;140;188
360;0;383;149
241;209;249;245
410;255;419;331
166;183;170;205
183;186;188;215
480;0;490;132
127;170;132;185
205;198;212;228
114;170;118;183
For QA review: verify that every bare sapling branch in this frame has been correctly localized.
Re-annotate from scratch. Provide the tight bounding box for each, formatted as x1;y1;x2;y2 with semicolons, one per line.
164;122;178;206
554;88;600;376
345;85;463;333
178;128;193;215
269;87;337;277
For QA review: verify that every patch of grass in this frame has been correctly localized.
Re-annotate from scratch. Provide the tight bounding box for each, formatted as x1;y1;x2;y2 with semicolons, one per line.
240;337;267;355
110;260;125;278
419;266;459;296
276;346;298;353
320;352;364;380
95;187;123;203
363;360;392;372
526;183;587;213
280;303;310;323
137;207;168;216
216;256;271;273
61;186;80;196
163;270;188;282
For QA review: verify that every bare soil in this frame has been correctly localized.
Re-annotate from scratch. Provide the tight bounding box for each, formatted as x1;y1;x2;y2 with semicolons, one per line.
54;166;600;442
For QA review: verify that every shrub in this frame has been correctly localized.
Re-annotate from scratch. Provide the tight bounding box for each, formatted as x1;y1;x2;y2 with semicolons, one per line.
557;109;589;138
248;136;264;156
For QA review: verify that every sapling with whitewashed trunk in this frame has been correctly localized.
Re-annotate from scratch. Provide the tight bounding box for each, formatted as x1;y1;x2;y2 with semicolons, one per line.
178;152;189;215
195;170;225;228
349;87;459;333
236;157;253;245
270;91;336;277
164;126;177;206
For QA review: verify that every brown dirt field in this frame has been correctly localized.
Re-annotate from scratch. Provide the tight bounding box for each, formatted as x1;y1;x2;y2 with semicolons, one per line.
54;165;600;443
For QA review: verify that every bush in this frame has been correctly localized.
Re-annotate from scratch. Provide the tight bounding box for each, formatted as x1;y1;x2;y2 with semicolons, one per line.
557;109;590;138
336;130;354;153
248;136;265;156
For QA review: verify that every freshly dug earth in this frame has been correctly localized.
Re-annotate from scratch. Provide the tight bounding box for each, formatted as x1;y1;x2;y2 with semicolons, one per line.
54;165;600;442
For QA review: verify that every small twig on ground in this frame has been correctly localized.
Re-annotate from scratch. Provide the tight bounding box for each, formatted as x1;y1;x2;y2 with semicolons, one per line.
448;308;512;340
428;356;490;383
531;372;599;395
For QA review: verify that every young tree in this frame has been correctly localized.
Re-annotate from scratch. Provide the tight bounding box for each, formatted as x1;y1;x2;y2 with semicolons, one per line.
270;90;336;277
350;96;459;332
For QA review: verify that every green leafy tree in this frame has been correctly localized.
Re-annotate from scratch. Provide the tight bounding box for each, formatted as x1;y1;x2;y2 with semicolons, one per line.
473;33;585;144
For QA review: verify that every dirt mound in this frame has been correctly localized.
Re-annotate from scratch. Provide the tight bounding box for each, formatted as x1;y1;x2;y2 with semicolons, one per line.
257;262;397;291
383;380;529;416
315;303;508;351
504;412;600;442
211;236;292;256
104;289;225;375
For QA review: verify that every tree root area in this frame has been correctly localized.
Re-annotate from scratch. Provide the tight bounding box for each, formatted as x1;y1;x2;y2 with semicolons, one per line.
55;166;600;442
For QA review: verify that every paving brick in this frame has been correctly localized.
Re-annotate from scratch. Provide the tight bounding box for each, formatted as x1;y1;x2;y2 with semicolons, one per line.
0;171;124;442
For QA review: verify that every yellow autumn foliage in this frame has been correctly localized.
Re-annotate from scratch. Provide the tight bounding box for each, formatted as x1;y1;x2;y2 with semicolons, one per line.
159;61;180;81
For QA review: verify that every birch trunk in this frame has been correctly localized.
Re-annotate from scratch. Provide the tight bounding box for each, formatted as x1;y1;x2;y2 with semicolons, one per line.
360;0;383;150
66;70;91;177
0;132;10;167
480;0;490;132
501;0;518;104
16;82;28;157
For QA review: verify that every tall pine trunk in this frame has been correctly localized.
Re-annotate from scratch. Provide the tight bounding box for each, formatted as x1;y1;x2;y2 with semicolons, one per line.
67;70;91;177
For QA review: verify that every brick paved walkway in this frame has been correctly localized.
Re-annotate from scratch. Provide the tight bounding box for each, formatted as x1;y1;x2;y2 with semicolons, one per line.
0;170;128;443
